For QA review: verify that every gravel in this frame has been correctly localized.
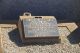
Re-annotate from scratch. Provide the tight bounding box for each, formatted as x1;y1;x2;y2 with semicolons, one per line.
0;24;80;53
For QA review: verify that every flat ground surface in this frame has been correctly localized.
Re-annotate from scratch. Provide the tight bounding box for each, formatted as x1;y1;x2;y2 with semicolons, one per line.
0;22;80;53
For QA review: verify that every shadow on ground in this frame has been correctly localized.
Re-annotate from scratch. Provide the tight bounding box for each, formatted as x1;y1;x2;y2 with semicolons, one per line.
8;28;60;47
67;23;80;44
8;22;80;46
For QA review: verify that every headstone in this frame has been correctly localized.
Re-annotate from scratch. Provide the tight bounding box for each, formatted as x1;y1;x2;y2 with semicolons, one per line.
23;17;59;38
18;13;60;42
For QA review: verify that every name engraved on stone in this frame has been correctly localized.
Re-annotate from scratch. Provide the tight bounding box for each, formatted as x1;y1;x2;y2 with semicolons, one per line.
23;18;59;37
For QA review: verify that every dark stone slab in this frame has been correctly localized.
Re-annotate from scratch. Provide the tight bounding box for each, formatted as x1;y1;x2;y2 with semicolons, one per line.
0;0;80;21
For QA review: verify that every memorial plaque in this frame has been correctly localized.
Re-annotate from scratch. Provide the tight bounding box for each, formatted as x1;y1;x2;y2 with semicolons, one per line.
18;13;60;42
22;17;59;38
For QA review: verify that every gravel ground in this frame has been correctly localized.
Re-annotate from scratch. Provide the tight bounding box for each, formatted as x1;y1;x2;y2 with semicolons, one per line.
0;24;80;53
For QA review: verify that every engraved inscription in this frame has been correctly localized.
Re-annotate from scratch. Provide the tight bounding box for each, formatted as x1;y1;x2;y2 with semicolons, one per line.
23;18;59;37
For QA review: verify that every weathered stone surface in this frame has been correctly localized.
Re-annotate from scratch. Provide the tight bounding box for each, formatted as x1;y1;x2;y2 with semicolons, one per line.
23;17;59;37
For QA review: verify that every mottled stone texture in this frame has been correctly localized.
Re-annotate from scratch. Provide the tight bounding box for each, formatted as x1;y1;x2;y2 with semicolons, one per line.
0;0;80;20
23;18;59;37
